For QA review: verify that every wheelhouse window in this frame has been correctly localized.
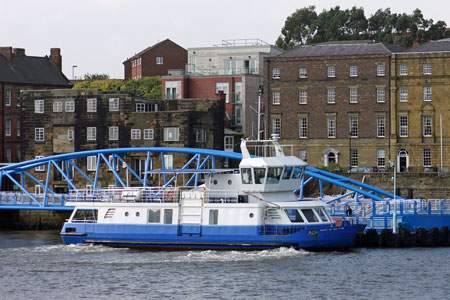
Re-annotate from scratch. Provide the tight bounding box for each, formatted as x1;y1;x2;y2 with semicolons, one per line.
301;208;320;222
254;168;266;184
241;168;253;184
284;209;304;223
164;209;173;224
314;207;329;222
266;167;282;184
148;209;161;223
282;167;293;180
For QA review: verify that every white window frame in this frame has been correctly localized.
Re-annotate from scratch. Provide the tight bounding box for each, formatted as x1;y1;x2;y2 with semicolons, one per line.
272;90;280;105
327;66;336;78
350;149;358;167
144;129;154;140
65;101;75;112
377;149;386;168
87;127;96;141
164;127;179;142
224;136;234;152
423;116;432;137
400;64;408;75
5;119;11;136
196;129;207;143
399;87;408;102
136;103;145;112
163;154;173;169
299;150;307;162
327;117;336;138
399;116;408;137
272;118;281;137
35;99;44;113
87;98;97;112
298;89;307;104
131;129;141;140
423;87;432;101
5;89;12;106
109;126;119;141
350;116;358;138
68;129;74;141
349;65;358;77
377;116;385;138
53;101;63;112
349;88;358;103
327;89;336;104
272;67;280;79
109;98;119;112
35;185;44;195
35;128;44;141
156;57;164;65
108;155;118;171
35;156;45;171
423;63;431;75
216;82;229;104
87;155;97;171
377;64;385;77
299;67;307;78
423;148;431;167
377;88;385;103
299;117;308;139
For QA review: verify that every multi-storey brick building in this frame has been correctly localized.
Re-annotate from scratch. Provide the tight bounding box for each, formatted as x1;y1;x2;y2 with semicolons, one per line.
0;47;71;166
123;39;187;80
264;41;405;170
20;89;224;192
390;38;450;172
162;39;282;150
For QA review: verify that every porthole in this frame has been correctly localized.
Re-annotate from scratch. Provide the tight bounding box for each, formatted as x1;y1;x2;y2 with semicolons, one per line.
228;180;232;185
125;212;129;217
213;180;218;185
136;212;140;217
249;213;254;218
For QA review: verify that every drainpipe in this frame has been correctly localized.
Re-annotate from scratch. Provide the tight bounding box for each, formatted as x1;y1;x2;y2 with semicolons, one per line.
1;82;4;163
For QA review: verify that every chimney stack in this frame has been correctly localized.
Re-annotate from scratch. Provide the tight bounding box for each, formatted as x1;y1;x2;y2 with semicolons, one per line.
0;47;13;62
49;48;62;71
13;48;26;56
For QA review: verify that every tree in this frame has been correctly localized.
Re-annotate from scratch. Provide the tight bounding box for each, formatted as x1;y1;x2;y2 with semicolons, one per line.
276;6;317;49
83;73;110;81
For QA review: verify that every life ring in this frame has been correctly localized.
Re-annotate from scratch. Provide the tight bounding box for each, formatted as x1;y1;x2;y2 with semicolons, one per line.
119;190;123;200
166;190;175;201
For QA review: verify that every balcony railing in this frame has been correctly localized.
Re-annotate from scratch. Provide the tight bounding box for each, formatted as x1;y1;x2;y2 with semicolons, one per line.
185;64;258;76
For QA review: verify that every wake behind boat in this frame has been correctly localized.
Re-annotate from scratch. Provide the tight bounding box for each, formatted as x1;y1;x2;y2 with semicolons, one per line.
61;136;365;250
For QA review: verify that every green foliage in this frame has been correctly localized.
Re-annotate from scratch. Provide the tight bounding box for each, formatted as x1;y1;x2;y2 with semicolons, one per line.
317;163;342;195
73;76;162;99
83;73;110;80
277;6;448;49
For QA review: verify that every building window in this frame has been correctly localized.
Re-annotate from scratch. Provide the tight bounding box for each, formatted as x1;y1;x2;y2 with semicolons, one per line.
35;128;44;141
272;118;281;137
299;67;307;78
108;155;118;171
131;129;141;140
17;120;20;136
5;119;11;136
349;88;358;103
327;89;336;104
423;148;431;167
377;149;386;168
423;87;432;101
350;116;358;137
299;150;307;162
399;115;408;137
272;90;280;105
109;126;119;140
65;101;75;112
377;64;385;76
6;148;11;163
144;129;154;140
327;116;336;138
272;67;280;79
87;98;97;112
377;88;385;103
399;87;408;102
87;127;96;141
35;156;45;171
5;89;12;106
196;129;207;142
156;57;163;65
216;82;229;103
136;103;145;112
109;98;119;111
327;66;335;78
68;129;73;141
163;154;173;169
87;155;97;171
164;127;179;141
423;116;432;137
350;149;358;167
299;117;308;139
53;101;63;112
377;116;385;138
298;89;307;104
224;136;234;152
35;185;44;195
423;63;431;75
400;64;408;75
350;65;358;77
35;100;44;113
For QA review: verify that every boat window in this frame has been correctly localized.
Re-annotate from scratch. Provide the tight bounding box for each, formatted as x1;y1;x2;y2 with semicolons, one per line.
164;209;173;224
241;168;253;184
267;167;283;184
282;166;293;180
292;167;305;179
284;209;304;223
148;209;161;223
314;207;329;222
254;168;266;184
209;209;218;225
300;208;320;223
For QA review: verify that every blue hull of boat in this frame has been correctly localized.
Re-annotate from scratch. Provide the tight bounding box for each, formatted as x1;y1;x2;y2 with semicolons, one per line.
61;222;365;250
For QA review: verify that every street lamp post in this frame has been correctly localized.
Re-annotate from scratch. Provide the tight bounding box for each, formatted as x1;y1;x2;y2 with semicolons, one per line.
72;65;77;80
390;161;397;233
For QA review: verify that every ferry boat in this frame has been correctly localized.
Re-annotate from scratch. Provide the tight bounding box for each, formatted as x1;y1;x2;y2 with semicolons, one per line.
61;137;365;250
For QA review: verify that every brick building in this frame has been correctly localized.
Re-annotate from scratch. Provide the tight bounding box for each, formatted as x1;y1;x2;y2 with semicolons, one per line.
264;41;405;170
20;89;224;192
390;38;450;172
0;47;71;166
162;39;282;149
123;39;187;80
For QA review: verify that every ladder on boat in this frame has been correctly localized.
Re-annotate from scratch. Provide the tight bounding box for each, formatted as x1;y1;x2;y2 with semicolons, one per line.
178;189;204;235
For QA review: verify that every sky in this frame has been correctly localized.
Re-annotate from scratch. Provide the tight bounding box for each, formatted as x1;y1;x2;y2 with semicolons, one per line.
2;0;449;79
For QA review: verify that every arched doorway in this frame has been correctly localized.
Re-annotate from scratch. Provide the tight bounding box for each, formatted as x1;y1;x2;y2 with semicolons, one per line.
323;148;340;167
397;149;409;172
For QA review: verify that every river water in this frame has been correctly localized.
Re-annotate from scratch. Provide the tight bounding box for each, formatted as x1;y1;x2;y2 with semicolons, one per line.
0;231;449;300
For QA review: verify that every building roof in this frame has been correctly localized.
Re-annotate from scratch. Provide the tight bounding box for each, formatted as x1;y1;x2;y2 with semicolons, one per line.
276;40;405;57
407;38;450;53
123;39;186;63
0;54;71;86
